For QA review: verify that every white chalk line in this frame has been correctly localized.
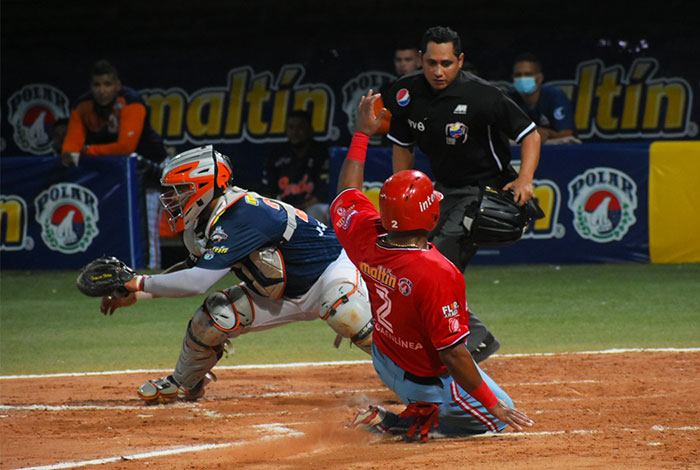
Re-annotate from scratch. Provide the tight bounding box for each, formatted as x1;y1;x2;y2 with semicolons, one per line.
0;386;389;414
11;423;303;470
512;379;599;386
2;347;699;380
1;380;606;413
0;360;372;380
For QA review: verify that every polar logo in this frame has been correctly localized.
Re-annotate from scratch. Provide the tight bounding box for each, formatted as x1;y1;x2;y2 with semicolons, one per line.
567;167;637;243
34;183;100;254
7;84;70;155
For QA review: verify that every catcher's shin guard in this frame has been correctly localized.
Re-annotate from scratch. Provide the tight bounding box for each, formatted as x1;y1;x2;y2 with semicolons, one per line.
173;286;254;388
172;320;223;390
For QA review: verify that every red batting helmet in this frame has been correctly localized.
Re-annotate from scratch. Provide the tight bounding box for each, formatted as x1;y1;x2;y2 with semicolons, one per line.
379;170;443;232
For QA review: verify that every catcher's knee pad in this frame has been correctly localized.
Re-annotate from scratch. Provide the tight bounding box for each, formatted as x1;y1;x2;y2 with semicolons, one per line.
191;285;256;346
320;280;373;354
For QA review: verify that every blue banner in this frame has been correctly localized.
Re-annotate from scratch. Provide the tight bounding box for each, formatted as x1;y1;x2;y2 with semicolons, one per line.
1;155;142;269
329;143;651;264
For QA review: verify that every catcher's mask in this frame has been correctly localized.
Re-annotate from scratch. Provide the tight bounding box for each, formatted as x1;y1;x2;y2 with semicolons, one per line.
462;186;545;247
379;170;443;232
160;145;232;232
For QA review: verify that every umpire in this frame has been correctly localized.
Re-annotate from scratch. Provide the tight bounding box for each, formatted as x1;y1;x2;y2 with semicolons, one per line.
384;26;541;362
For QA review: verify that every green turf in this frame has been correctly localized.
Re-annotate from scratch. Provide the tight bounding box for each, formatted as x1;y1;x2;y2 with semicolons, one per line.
463;263;700;352
1;264;698;375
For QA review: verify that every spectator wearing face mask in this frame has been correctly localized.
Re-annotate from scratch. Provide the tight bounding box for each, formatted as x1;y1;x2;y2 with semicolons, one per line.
508;53;577;144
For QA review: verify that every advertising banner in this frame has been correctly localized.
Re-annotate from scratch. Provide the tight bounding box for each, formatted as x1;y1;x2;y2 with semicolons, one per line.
1;156;142;269
329;143;651;264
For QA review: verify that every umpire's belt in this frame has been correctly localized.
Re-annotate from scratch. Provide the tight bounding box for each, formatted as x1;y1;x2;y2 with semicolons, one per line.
404;371;444;387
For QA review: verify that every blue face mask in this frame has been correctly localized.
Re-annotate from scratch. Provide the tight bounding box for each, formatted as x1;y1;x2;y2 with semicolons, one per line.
514;77;537;95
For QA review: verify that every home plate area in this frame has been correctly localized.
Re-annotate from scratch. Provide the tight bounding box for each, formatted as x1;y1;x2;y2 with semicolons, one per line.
1;350;698;470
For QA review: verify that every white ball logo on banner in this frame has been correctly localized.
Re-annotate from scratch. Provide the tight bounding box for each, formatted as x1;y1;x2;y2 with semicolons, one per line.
567;167;638;243
7;84;70;155
34;183;100;254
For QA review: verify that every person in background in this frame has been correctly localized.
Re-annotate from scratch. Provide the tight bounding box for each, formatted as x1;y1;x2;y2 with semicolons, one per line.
61;59;167;269
392;45;421;77
262;109;331;225
508;52;578;144
61;59;166;169
384;26;543;363
376;44;422;144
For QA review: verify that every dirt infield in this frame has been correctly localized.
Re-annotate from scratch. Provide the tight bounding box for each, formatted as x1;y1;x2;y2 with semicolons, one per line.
1;350;698;470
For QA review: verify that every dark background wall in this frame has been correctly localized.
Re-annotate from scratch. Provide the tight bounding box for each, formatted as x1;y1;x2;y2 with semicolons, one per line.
2;0;698;188
4;0;693;81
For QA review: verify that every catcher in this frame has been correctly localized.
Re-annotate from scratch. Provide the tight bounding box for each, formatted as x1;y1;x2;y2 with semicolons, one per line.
78;144;373;402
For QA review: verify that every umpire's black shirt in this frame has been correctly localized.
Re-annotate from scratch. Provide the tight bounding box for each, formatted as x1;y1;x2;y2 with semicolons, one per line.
385;70;536;187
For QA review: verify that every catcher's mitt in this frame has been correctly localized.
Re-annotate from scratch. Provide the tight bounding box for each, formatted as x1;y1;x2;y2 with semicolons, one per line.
77;255;135;297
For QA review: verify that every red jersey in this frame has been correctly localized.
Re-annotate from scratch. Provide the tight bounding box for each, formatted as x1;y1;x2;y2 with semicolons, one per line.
331;189;470;377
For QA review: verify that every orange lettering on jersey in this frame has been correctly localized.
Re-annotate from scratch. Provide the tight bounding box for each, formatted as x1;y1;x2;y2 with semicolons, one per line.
262;198;280;210
359;261;397;290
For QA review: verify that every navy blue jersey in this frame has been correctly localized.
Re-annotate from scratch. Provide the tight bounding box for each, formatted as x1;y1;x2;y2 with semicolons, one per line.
195;192;342;297
508;84;574;133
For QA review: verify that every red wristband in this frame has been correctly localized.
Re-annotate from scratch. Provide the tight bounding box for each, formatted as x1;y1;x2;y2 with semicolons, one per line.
346;132;370;162
137;275;146;292
469;380;498;409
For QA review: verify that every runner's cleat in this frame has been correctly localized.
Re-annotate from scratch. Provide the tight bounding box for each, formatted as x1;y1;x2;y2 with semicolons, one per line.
350;405;387;429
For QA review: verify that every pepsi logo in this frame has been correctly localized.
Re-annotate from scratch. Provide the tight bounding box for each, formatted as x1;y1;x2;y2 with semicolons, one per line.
396;88;411;106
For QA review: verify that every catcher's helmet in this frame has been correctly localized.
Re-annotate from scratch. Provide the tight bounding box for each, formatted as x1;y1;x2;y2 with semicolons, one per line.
462;186;544;247
160;145;232;232
379;170;443;232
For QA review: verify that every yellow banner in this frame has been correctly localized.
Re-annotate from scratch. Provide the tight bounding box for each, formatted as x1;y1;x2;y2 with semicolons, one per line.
649;141;700;263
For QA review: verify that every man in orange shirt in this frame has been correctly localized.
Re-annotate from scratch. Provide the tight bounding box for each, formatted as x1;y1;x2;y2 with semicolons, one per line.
63;59;167;269
61;59;166;171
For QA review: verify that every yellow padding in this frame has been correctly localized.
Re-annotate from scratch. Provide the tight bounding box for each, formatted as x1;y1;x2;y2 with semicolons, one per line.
649;141;700;263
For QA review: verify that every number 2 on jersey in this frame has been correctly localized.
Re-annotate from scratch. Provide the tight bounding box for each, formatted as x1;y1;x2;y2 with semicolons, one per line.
374;284;394;333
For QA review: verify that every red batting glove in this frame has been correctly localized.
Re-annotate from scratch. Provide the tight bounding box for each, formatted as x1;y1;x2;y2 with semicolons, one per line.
398;402;440;442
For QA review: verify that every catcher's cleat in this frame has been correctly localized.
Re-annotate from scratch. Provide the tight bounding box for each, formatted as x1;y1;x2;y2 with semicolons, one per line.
177;372;217;401
138;375;179;402
350;405;387;431
138;373;217;403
